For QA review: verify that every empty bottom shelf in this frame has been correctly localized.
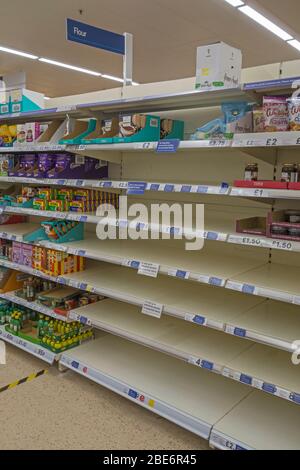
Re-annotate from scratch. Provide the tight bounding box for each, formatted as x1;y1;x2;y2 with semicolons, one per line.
60;335;250;440
210;392;300;450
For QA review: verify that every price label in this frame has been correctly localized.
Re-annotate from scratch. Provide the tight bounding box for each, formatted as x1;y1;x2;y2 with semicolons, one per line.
266;137;279;146
135;142;153;150
138;262;159;278
142;300;163;319
56;105;77;113
265;239;293;251
209;139;227;147
123;259;140;269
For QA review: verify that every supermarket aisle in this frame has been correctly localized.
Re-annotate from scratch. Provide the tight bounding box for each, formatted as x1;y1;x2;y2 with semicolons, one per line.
0;344;209;450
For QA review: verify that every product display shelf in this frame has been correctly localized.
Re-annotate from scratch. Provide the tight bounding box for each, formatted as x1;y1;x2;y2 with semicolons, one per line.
232;131;300;149
0;223;40;242
231;187;300;200
4;206;100;224
0;258;262;331
68;298;252;372
0;144;67;153
209;392;300;450
228;232;300;253
0;290;72;323
0;87;255;125
40;237;264;288
0;324;57;364
222;343;300;406
68;298;300;405
60;334;251;440
226;263;300;306
224;300;300;353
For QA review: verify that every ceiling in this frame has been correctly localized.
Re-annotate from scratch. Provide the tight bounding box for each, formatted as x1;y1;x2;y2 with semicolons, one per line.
0;0;300;97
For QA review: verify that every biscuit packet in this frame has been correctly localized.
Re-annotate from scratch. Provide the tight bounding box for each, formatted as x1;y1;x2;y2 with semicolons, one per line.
263;96;289;132
288;98;300;131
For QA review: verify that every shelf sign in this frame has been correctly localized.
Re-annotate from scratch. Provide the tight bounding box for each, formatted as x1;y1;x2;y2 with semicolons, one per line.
67;19;125;55
127;182;147;195
142;300;163;319
156;139;180;153
138;262;159;278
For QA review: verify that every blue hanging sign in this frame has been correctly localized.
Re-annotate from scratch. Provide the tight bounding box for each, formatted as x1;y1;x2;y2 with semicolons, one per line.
67;19;125;55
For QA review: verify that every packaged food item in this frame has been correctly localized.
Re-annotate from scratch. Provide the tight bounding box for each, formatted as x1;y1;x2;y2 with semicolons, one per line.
0;125;15;146
33;198;48;211
288;98;300;131
0;154;14;176
222;102;248;125
18;154;37;177
25;123;42;143
38;154;56;177
253;109;265;133
281;163;299;183
48;199;68;212
263;96;289;132
190;118;226;140
22;186;38;198
16;124;27;145
244;163;258;181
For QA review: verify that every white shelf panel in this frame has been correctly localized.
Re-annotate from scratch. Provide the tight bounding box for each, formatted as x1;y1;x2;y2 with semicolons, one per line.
223;343;300;405
225;300;300;353
0;223;40;242
53;237;262;288
210;392;300;450
226;263;300;305
69;298;250;372
0;144;67;153
63;262;261;330
4;206;100;224
0;324;57;364
233;131;300;149
228;233;300;253
0;290;72;323
60;335;250;440
231;187;300;200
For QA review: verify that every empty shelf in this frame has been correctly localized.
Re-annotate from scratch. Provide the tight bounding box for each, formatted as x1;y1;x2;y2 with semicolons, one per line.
210;392;300;450
64;262;262;329
60;335;250;440
69;298;251;371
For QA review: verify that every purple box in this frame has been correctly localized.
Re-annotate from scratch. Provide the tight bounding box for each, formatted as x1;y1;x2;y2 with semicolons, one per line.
46;154;108;180
38;154;56;178
12;241;23;264
21;244;33;267
84;157;108;179
17;155;37;178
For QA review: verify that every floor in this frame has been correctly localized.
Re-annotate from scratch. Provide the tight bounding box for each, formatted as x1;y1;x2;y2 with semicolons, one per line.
0;344;210;450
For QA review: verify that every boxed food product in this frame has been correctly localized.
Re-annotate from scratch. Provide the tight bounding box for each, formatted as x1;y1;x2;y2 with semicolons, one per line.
16;124;27;145
113;114;160;143
267;210;300;241
25;123;42;143
0;124;15;147
263;96;289;132
253;109;265;133
195;42;242;89
236;216;267;236
287;98;300;131
15;154;37;177
38;154;56;177
0;154;14;176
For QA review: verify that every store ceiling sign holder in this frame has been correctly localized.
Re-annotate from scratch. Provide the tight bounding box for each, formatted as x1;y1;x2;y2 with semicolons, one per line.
66;18;133;86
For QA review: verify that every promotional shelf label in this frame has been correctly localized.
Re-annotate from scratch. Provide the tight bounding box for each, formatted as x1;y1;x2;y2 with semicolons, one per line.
138;262;159;278
142;300;163;319
156;139;180;153
127;182;147;195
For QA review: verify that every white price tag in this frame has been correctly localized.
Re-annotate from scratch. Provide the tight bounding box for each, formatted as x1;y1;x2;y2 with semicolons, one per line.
138;262;159;278
134;142;154;150
209;139;228;147
228;235;262;247
56;105;77;113
263;239;293;251
226;281;244;292
142;301;163;319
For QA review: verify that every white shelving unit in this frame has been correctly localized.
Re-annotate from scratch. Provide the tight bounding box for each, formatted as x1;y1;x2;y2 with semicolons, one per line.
0;324;57;364
60;335;251;440
0;290;72;322
210;392;300;450
3;78;300;449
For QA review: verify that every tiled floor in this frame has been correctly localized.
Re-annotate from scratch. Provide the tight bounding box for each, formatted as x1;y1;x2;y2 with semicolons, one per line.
0;344;209;450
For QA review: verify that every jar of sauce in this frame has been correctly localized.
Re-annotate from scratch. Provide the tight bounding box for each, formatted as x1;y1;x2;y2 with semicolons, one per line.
245;163;258;181
281;163;299;182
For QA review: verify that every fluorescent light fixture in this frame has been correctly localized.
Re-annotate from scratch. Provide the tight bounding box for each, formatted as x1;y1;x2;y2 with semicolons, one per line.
224;0;244;7
239;6;293;41
0;45;38;60
132;81;139;86
288;39;300;52
44;96;50;100
102;74;124;83
39;58;101;76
